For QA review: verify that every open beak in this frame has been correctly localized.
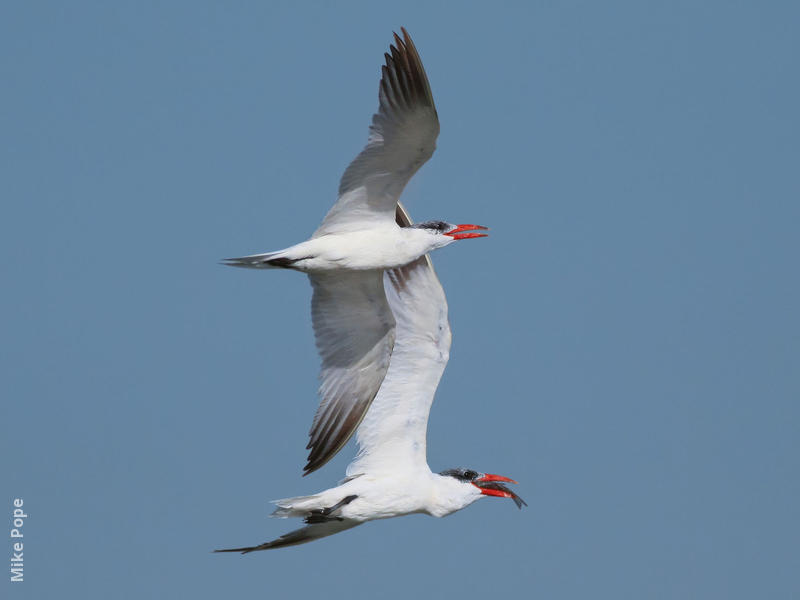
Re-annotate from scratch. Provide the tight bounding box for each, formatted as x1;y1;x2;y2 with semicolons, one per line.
472;473;527;509
445;224;489;240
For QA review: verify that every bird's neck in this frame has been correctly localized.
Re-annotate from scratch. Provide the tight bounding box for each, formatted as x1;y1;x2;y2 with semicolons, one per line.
398;227;452;260
425;473;481;518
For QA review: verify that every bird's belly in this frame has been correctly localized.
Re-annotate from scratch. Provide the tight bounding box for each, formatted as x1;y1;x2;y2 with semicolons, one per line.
303;232;425;271
337;477;434;521
341;496;427;521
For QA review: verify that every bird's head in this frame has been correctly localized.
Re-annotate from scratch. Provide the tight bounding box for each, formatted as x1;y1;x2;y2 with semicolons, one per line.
438;467;527;512
411;221;488;249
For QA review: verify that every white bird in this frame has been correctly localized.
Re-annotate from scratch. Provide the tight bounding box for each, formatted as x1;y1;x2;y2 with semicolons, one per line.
224;28;487;474
216;204;524;553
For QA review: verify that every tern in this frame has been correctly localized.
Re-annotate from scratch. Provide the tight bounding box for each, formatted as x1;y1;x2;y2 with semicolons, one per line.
216;205;524;553
223;28;487;474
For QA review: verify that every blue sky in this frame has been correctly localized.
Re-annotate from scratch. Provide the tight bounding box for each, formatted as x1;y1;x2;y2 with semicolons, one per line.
2;1;799;598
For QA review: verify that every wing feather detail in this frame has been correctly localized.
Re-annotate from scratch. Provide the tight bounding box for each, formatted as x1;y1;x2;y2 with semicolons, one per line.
305;270;396;474
214;520;360;553
314;28;439;236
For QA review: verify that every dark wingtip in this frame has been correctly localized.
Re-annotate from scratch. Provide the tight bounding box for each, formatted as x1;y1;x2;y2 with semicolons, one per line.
379;26;435;111
303;392;379;476
214;547;254;554
302;453;327;476
302;449;334;476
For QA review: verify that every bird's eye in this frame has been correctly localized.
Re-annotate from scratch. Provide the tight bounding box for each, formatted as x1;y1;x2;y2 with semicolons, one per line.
463;470;478;480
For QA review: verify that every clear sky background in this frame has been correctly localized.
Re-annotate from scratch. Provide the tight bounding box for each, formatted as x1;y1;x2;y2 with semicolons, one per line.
2;1;798;598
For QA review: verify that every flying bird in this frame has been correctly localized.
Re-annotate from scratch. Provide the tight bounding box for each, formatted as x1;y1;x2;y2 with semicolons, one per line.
216;204;524;553
223;28;487;475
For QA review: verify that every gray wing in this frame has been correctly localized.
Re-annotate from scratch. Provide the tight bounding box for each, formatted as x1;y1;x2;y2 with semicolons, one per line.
314;28;440;237
214;520;360;553
305;270;396;474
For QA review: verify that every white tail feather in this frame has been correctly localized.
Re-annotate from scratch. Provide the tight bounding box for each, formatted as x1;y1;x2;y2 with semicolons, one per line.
270;493;324;518
221;251;287;269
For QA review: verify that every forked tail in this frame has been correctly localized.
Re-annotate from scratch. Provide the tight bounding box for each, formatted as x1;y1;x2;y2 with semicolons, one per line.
270;493;325;519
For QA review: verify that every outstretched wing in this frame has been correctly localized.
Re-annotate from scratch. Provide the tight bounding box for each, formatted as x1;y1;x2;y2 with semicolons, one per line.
214;520;360;554
304;270;396;475
314;28;439;237
346;203;452;477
